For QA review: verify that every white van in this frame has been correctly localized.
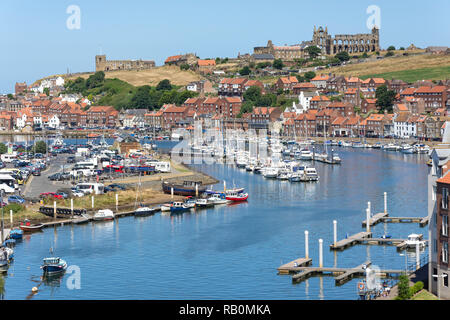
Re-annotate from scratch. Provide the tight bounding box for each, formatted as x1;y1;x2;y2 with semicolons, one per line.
145;161;171;173
75;183;105;195
0;174;18;194
1;154;17;163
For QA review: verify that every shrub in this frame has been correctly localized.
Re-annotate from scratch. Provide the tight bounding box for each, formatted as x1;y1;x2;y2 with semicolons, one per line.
4;203;25;214
410;281;424;296
397;274;411;300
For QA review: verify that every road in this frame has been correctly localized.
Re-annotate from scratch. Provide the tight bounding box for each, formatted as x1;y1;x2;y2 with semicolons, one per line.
22;155;72;199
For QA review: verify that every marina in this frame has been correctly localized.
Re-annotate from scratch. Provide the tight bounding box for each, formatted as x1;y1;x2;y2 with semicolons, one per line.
0;143;430;300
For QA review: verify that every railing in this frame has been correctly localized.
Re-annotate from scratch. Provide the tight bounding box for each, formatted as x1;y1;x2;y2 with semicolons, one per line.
406;254;429;273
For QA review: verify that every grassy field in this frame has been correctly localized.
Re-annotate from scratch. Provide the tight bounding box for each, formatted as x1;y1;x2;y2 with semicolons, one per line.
66;65;203;87
325;52;450;82
411;290;439;300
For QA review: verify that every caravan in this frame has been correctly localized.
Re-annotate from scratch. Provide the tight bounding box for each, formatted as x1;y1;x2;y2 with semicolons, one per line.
1;154;17;163
75;183;105;195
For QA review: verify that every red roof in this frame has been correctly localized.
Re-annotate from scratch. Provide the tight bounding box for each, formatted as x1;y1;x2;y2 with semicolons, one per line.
197;59;215;66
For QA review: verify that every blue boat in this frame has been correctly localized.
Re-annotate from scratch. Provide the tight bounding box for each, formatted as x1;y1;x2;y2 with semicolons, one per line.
9;228;23;240
170;202;191;214
41;257;67;275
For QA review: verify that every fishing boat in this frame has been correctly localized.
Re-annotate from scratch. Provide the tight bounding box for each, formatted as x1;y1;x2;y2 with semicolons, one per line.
9;228;23;240
19;219;44;233
134;206;157;216
207;193;229;205
205;187;245;195
195;198;214;208
92;209;115;221
226;192;249;202
162;180;206;196
160;203;173;212
41;257;67;275
170;201;191;213
184;197;196;208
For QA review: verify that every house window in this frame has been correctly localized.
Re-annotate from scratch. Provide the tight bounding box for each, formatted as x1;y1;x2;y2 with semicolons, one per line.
443;188;448;209
445;273;449;287
443;215;449;236
443;242;449;264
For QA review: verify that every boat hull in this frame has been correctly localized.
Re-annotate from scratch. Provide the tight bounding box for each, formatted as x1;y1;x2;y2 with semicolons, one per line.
226;194;249;202
19;224;44;232
162;183;206;196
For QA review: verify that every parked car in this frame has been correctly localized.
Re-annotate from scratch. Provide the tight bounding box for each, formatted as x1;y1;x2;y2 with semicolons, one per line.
0;161;4;169
108;184;127;191
32;168;41;176
55;192;68;199
48;173;62;181
40;192;56;199
67;156;76;163
8;195;25;204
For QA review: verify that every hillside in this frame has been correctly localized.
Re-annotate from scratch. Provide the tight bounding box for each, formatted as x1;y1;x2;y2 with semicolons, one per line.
64;65;203;87
324;52;450;82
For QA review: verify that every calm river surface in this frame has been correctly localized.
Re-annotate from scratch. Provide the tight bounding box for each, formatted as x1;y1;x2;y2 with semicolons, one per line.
2;146;428;300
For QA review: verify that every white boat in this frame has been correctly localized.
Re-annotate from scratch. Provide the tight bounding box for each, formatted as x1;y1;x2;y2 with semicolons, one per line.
304;167;319;181
134;206;156;216
207;194;230;205
93;209;115;221
277;170;291;180
263;167;279;179
195;198;214;208
299;149;313;160
404;233;426;249
160;203;172;212
401;144;415;154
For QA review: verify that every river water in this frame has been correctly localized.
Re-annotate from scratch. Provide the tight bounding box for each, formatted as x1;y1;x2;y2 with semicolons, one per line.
1;145;428;300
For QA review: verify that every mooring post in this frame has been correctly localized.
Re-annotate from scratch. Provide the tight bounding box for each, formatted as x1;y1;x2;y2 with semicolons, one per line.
71;198;74;219
319;239;323;268
53;201;56;220
305;230;309;259
171;187;174;199
333;220;337;246
195;184;198;197
115;193;119;212
91;195;94;209
384;192;387;214
224;181;226;191
368;201;371;217
366;208;370;233
10;209;13;226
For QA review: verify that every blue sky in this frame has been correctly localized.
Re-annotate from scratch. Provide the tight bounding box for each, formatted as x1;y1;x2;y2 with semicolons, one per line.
0;0;449;93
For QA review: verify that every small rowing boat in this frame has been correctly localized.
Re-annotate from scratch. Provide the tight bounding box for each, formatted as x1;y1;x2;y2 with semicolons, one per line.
19;219;44;233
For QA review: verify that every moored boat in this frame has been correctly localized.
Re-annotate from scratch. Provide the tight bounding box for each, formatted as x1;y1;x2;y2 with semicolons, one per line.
93;209;115;221
41;257;67;275
226;192;249;202
170;201;191;213
134;206;157;216
19;219;44;233
9;228;23;240
162;180;206;196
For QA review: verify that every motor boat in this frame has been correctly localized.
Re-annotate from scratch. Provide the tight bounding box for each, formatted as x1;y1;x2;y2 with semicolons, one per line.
226;192;249;202
299;149;313;160
170;201;191;213
405;234;426;249
401;144;415;154
93;209;115;221
41;257;67;275
263;167;279;179
303;167;319;181
288;172;302;182
207;193;230;205
19;219;44;232
195;198;214;208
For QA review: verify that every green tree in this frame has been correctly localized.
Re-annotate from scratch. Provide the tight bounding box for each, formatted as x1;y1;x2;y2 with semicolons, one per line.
86;71;105;89
361;52;368;58
34;141;47;154
238;101;254;117
0;143;7;154
306;46;322;59
304;71;316;82
400;47;405;50
273;59;284;70
7;93;14;100
397;274;411;300
243;86;262;102
43;87;50;96
335;51;350;62
375;84;396;113
175;90;197;106
296;74;305;83
255;95;273;107
179;63;190;70
387;46;396;51
385;51;395;57
129;85;151;109
158;90;178;106
156;79;172;91
239;66;251;76
294;58;307;67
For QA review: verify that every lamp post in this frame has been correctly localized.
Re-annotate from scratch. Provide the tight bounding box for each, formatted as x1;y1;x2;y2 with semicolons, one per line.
432;273;448;300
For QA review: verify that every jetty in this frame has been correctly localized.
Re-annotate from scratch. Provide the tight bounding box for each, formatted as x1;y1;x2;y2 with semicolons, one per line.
363;215;430;228
277;258;313;274
330;231;372;250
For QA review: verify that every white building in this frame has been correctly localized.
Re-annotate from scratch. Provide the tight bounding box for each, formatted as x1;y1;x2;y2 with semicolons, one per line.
393;114;416;138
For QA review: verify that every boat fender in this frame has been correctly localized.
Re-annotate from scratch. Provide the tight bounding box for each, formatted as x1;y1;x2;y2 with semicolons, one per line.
32;287;38;293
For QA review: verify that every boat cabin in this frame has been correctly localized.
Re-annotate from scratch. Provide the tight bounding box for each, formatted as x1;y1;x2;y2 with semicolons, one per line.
43;257;61;265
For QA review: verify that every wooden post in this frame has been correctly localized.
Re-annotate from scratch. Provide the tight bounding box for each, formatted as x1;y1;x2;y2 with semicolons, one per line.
319;239;323;268
195;184;198;197
333;220;337;246
305;230;309;259
224;181;226;192
366;208;370;233
10;209;13;226
71;199;74;219
91;196;94;209
171;187;174;199
53;201;57;220
384;192;387;214
368;201;371;217
115;193;119;212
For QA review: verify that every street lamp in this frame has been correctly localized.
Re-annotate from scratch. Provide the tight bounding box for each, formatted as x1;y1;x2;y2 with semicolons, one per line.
432;273;448;300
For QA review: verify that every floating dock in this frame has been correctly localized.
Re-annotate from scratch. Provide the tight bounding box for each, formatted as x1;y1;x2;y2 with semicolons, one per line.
277;258;313;274
329;231;372;250
362;214;430;228
362;212;389;227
